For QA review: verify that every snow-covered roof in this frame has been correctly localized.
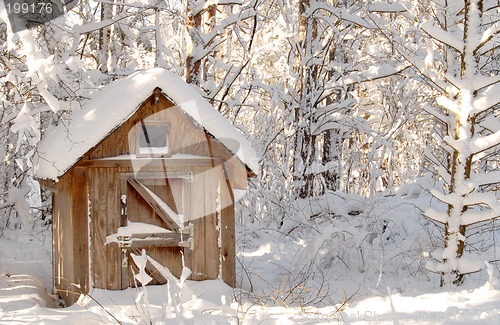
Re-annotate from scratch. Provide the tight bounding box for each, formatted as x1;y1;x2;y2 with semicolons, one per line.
34;68;258;181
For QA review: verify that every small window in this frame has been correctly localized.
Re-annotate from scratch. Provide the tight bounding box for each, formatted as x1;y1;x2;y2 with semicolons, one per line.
137;121;168;156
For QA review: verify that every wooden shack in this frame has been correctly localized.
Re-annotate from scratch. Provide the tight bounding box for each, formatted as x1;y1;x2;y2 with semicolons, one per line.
34;69;257;306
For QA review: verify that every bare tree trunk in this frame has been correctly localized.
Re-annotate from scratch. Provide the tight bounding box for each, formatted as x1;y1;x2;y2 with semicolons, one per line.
293;0;319;198
154;7;163;67
321;41;349;192
98;1;113;73
440;0;482;286
202;3;216;83
322;129;341;191
186;0;203;85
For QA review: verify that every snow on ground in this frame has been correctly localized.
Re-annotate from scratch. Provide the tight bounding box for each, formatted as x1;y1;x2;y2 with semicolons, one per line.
0;192;500;324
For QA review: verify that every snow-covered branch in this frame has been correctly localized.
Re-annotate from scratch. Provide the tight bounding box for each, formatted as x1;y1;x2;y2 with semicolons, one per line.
382;36;457;95
471;74;500;92
436;96;460;116
476;35;500;55
474;20;500;54
189;0;245;16
201;8;257;53
73;12;131;35
469;171;500;187
94;0;157;9
0;187;32;235
421;21;464;52
443;130;500;156
311;99;356;121
422;105;453;125
306;1;373;29
461;209;499;226
424;148;452;184
479;114;500;133
473;83;500;113
367;2;410;13
462;190;500;211
320;63;411;102
425;206;448;224
430;188;457;206
470;130;500;154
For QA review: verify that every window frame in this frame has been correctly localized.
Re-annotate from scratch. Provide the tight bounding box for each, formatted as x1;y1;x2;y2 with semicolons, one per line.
135;120;169;158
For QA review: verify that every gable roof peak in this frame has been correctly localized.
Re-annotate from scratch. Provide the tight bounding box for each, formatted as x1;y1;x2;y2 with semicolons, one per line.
34;68;258;180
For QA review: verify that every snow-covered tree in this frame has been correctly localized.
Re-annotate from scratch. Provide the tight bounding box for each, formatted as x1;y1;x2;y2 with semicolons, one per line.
282;0;372;198
184;0;257;87
370;0;500;285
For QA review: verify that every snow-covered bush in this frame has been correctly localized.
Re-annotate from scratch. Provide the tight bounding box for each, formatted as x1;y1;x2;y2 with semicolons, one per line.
237;189;444;308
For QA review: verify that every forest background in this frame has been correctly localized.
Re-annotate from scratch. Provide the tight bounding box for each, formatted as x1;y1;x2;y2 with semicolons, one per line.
0;0;499;315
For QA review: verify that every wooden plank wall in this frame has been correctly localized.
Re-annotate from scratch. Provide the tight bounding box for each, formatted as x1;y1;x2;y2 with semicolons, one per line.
83;163;232;290
123;167;184;285
149;177;183;280
71;168;89;298
89;168;120;290
220;175;236;287
53;173;74;304
58;92;243;293
125;176;163;287
85;95;211;160
187;166;220;280
53;169;91;306
82;94;248;189
204;166;219;279
189;166;205;280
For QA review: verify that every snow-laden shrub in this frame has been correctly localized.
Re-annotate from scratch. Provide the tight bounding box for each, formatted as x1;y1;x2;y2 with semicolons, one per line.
292;192;441;289
236;189;444;308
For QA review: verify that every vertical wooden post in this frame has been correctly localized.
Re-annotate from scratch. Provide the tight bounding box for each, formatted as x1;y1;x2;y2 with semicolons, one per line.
106;168;120;289
190;167;206;280
89;168;105;289
186;166;220;280
204;167;220;279
90;168;120;290
53;174;74;305
71;168;89;300
119;175;129;289
51;192;57;297
182;179;191;270
220;176;236;287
